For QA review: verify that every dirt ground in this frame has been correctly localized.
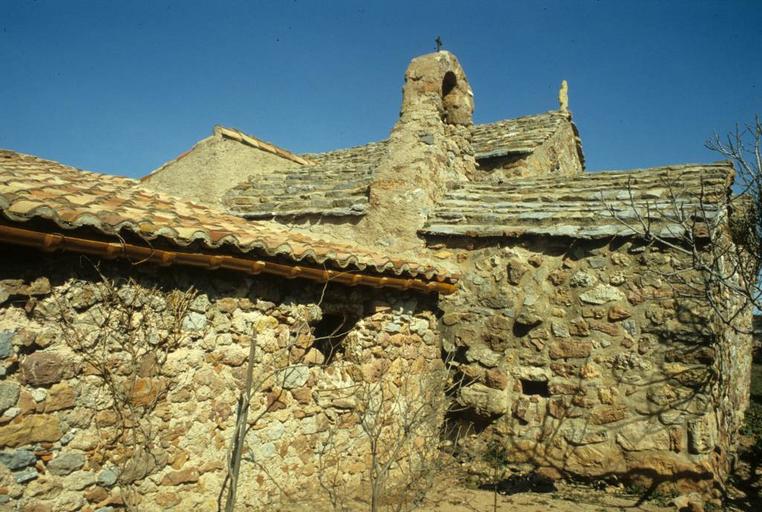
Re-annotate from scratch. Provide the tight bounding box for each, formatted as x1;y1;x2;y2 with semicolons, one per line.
416;482;676;512
293;468;757;512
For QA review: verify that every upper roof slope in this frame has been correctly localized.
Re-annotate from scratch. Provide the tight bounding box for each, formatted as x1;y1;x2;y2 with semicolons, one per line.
222;141;388;218
220;111;579;219
0;149;454;283
471;110;573;159
421;163;733;239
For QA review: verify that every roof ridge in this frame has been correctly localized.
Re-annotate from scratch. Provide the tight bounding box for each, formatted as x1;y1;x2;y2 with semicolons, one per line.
302;139;389;158
215;125;315;166
300;111;568;157
474;109;567;127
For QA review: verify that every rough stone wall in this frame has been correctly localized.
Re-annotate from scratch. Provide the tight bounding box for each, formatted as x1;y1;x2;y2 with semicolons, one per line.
0;248;443;511
435;237;750;492
141;134;302;208
476;120;583;182
711;259;753;480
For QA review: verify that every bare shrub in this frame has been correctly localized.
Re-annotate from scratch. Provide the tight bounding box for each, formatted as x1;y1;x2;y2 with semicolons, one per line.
317;345;462;512
56;274;197;509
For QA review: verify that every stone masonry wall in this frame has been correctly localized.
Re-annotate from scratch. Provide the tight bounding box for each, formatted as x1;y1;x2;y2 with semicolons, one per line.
0;247;443;511
436;236;750;493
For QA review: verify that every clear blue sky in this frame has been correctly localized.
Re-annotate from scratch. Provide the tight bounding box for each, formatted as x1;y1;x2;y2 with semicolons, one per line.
1;1;760;179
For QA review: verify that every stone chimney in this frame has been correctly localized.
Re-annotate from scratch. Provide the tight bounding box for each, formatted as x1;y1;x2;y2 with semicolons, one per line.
360;51;476;253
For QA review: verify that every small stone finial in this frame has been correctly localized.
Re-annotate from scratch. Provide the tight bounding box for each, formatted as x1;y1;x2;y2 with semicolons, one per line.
435;36;443;52
559;80;569;113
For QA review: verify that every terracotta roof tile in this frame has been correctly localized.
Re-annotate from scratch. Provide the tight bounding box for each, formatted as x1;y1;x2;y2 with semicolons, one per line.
0;149;455;283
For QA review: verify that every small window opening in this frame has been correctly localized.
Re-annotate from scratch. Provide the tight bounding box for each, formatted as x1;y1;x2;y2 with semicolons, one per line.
313;312;356;364
512;322;535;338
442;71;457;98
445;407;493;437
441;71;462;124
520;379;549;397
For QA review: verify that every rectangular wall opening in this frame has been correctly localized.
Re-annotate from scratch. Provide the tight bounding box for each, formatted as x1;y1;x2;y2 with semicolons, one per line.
520;379;549;397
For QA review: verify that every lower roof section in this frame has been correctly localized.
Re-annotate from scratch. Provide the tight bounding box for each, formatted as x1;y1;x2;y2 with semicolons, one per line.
421;163;733;239
0;223;456;294
0;149;457;290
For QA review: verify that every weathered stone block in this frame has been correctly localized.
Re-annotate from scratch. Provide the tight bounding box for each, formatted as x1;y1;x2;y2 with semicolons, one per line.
84;485;109;503
14;466;38;483
160;467;199;486
664;363;709;389
20;351;77;386
579;285;626;305
0;448;36;470
590;405;627;425
507;259;529;285
485;368;508;390
589;320;621;336
466;345;501;367
549;340;592;360
551;320;570;338
44;382;76;412
64;470;97;490
0;414;62;447
548;269;568;285
276;364;310;389
97;468;119;487
563;443;626;475
0;382;19;413
568;318;590;337
688;416;717;454
0;330;13;358
155;491;181;508
570;270;597;288
562;425;608;446
608;304;631;321
182;311;207;331
479;290;513;309
48;451;86;476
303;348;325;365
515;304;543;327
441;312;462;326
579;363;600;380
119;447;168;484
127;377;165;407
548;381;583;395
515;365;550;382
550;363;578;378
548;397;570;418
460;363;486;381
616;421;671;451
459;383;508;416
581;307;605;319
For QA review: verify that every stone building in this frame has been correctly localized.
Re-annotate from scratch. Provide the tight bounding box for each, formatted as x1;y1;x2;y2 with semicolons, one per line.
0;51;753;509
